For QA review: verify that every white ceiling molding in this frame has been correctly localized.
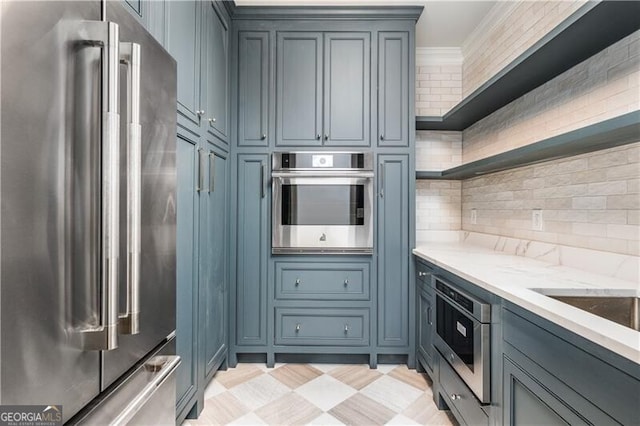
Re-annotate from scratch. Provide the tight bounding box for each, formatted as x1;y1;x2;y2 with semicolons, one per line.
416;47;464;66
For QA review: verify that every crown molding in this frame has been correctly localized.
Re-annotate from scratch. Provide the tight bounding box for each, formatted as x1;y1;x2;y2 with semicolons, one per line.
416;47;463;66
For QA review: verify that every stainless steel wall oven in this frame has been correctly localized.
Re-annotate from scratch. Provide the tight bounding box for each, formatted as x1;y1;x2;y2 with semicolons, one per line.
434;277;491;404
272;152;374;254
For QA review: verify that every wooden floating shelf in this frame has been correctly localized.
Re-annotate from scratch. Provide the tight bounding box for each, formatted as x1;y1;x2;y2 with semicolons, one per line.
416;111;640;180
416;1;640;132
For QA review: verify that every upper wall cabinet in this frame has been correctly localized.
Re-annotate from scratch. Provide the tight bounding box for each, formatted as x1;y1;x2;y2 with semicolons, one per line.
202;1;229;141
276;32;323;147
378;32;409;147
238;31;270;147
167;0;201;127
276;31;371;147
324;33;370;146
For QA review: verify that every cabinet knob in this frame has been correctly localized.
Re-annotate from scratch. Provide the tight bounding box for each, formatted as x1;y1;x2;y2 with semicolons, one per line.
450;394;461;401
316;134;321;140
324;134;329;141
380;134;384;140
208;117;216;123
344;278;349;287
261;134;267;140
418;271;427;277
295;278;301;287
344;325;349;333
197;110;205;116
295;324;301;332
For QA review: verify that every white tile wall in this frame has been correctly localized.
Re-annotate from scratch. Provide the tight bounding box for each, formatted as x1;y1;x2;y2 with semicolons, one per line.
415;131;462;171
461;142;640;256
416;180;462;239
462;30;640;163
462;0;587;98
416;65;462;116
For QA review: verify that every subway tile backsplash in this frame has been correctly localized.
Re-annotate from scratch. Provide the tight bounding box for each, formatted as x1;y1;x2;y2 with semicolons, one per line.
461;142;640;256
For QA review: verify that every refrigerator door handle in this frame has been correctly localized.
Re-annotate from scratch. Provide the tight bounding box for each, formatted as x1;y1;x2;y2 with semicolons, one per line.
80;21;121;351
119;42;141;335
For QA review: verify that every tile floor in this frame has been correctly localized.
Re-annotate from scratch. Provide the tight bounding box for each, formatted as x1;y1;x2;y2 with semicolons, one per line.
183;363;457;425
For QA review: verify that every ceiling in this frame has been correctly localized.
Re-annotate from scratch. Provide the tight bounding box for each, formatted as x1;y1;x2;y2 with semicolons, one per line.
233;0;497;48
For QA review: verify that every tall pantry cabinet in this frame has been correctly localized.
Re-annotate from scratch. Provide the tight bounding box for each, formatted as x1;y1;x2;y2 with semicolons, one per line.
122;0;233;422
229;7;419;368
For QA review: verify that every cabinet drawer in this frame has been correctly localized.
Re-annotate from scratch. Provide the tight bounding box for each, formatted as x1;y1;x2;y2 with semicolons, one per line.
275;308;369;346
439;358;489;426
275;262;369;300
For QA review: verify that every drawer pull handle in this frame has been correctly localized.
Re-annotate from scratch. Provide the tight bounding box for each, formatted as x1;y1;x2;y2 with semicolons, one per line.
295;278;301;287
450;394;461;401
295;324;301;332
344;325;349;333
344;278;349;287
427;306;432;325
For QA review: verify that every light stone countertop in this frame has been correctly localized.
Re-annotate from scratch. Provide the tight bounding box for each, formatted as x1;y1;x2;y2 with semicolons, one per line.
413;240;640;365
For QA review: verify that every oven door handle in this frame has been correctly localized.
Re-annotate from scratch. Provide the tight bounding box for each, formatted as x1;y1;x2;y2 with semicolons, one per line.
271;171;374;179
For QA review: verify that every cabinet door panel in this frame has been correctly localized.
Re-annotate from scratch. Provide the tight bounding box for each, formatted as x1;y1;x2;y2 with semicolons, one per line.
167;0;200;125
276;32;323;146
503;356;589;426
238;32;269;147
203;2;228;140
205;150;228;375
417;288;434;368
377;155;409;346
236;155;268;345
378;32;408;147
176;136;199;410
324;33;370;146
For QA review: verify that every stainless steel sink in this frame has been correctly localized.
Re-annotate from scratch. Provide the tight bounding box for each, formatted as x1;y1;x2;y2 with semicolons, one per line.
546;294;640;331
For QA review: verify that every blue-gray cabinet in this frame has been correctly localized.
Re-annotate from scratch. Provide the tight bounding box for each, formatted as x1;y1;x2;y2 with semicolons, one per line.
175;136;199;419
276;31;371;147
202;1;229;141
235;154;269;347
416;262;434;373
202;149;229;381
378;32;409;147
377;155;410;347
276;32;323;147
165;1;232;421
503;306;639;425
167;0;201;127
275;308;370;346
238;31;270;147
323;32;370;146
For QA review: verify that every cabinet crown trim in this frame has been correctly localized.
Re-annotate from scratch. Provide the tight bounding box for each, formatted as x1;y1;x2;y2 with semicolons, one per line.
230;5;423;21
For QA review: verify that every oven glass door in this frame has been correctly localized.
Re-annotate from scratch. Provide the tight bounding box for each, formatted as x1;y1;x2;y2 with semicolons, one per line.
272;175;373;253
436;294;476;372
281;184;364;226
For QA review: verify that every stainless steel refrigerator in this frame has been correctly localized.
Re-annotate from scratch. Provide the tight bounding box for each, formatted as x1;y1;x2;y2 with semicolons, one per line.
1;1;178;423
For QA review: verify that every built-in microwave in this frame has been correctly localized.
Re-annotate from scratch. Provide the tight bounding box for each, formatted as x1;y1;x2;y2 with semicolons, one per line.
434;277;491;404
271;152;374;254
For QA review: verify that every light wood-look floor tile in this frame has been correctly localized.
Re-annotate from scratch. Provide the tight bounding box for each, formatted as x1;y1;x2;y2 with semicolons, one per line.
195;392;250;425
270;364;323;389
388;365;431;391
328;364;383;390
402;394;457;425
213;364;264;389
328;393;396;425
254;392;323;425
